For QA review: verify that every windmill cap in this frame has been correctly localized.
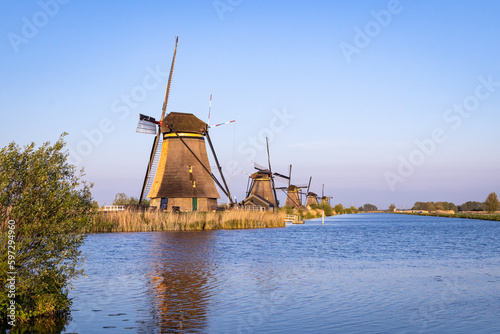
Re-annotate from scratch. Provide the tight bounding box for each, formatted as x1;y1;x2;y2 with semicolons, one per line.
251;170;271;179
307;192;318;197
161;112;207;134
287;185;300;191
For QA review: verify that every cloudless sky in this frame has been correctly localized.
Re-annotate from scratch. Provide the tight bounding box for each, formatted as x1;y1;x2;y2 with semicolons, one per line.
1;0;499;209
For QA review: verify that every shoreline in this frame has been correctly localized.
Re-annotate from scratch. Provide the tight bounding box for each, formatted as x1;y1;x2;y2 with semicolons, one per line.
393;211;500;222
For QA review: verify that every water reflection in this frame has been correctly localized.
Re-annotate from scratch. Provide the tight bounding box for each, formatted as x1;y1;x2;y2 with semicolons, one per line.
142;231;216;333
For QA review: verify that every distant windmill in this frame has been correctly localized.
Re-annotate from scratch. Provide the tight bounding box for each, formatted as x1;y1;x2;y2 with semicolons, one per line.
305;177;319;206
306;191;319;206
241;138;289;210
136;37;233;211
320;184;333;205
277;172;312;208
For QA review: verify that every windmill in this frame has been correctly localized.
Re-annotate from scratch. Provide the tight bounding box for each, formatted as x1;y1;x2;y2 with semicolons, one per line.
277;171;312;208
304;176;318;206
241;138;289;210
136;37;233;211
320;184;333;205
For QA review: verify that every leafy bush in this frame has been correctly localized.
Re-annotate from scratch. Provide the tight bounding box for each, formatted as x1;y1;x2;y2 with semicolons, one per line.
305;211;315;219
334;204;344;214
0;134;95;326
319;202;333;216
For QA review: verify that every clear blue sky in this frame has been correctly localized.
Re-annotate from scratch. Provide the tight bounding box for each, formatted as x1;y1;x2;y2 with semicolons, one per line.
1;0;499;209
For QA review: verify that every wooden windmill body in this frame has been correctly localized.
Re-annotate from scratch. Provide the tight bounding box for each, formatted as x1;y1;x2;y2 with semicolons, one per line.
147;112;220;211
242;170;278;208
306;192;318;206
284;185;302;208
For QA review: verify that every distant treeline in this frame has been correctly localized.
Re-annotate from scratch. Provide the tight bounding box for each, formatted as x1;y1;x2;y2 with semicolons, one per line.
358;203;378;211
412;197;498;213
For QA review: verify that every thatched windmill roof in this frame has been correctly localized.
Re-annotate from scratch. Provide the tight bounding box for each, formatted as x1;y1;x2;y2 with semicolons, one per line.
161;112;207;134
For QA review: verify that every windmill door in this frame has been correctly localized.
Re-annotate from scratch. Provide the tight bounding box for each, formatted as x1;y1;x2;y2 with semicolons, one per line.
192;198;198;211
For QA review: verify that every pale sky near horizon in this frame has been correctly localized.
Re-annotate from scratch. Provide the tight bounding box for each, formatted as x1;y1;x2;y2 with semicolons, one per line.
1;0;499;209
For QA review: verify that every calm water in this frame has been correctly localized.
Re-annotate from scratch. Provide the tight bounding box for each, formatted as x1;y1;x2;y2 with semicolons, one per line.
63;213;500;333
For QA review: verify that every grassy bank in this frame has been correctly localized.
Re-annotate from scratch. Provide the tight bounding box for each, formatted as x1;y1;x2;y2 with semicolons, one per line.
89;210;285;232
395;211;500;221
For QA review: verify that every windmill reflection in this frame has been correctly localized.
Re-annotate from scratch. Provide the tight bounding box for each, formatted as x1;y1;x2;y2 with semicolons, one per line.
143;231;216;333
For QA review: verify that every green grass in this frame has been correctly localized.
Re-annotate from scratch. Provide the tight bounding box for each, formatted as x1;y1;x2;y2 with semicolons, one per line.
394;211;500;221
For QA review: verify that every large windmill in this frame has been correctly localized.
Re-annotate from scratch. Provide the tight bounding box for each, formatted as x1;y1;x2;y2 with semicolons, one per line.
241;138;289;210
136;37;233;211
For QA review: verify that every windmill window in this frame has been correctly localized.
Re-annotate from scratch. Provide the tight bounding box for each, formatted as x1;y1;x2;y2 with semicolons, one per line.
192;181;196;188
189;165;193;173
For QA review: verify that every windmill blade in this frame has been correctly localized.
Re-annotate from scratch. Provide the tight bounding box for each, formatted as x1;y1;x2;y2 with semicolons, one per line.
136;114;158;134
139;36;177;204
288;164;292;187
266;137;279;207
273;174;290;184
273;172;290;179
160;36;178;121
139;133;162;204
253;161;269;172
209;120;235;128
208;94;212;127
295;183;309;188
266;137;272;173
306;176;312;195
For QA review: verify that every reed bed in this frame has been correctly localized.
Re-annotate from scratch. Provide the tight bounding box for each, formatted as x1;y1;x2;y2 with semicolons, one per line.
89;210;286;233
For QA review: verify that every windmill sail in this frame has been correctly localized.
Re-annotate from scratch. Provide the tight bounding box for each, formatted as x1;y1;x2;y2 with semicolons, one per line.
136;114;158;134
143;135;163;197
253;161;269;172
273;174;290;184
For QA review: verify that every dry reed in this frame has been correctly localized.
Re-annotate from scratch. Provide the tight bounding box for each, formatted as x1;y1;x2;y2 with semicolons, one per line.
90;210;286;233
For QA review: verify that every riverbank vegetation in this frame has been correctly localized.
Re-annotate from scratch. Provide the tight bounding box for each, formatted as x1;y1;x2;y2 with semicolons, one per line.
410;193;499;213
0;135;95;328
91;209;284;232
398;193;500;221
396;211;500;221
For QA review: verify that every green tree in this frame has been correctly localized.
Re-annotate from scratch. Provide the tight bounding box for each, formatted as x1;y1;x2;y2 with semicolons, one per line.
362;203;378;211
425;202;436;212
319;202;333;216
112;193;147;206
112;192;129;205
458;201;484;211
0;134;94;325
448;202;458;213
349;206;358;214
334;204;344;214
484;192;499;213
